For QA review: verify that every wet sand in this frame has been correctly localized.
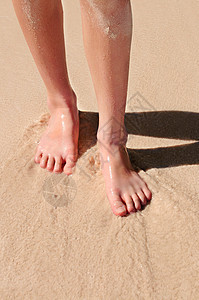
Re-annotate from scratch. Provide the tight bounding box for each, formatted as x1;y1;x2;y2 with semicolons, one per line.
0;0;199;299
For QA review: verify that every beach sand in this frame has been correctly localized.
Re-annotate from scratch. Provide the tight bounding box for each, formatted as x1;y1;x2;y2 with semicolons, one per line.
0;0;199;299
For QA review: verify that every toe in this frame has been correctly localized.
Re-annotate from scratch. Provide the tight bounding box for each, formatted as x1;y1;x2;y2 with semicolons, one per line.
131;193;141;210
40;155;48;169
47;156;55;172
122;194;136;214
63;164;73;175
54;157;63;173
108;193;127;217
63;153;77;175
34;148;42;164
142;185;152;201
137;189;147;205
65;153;77;168
136;176;152;201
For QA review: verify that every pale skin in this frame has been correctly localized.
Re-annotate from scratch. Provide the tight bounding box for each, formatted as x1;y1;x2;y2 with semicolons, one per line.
12;0;152;216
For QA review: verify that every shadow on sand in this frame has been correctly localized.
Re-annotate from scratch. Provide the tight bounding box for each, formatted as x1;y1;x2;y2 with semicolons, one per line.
78;110;199;171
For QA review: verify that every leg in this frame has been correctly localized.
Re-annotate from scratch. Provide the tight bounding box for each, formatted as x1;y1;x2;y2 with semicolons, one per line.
12;0;79;174
80;0;152;216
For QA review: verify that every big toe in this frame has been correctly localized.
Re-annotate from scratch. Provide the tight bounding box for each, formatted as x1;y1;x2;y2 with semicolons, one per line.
64;153;77;175
108;193;127;217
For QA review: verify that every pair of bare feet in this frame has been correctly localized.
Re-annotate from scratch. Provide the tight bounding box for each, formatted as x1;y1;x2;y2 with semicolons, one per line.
35;92;152;216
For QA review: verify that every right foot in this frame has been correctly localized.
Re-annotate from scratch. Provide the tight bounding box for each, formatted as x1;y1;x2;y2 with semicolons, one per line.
34;92;79;174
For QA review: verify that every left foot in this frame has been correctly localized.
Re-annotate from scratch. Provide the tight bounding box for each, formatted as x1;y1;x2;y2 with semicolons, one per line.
97;130;152;216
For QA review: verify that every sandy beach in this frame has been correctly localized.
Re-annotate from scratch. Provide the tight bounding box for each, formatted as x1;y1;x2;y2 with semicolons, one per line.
0;0;199;299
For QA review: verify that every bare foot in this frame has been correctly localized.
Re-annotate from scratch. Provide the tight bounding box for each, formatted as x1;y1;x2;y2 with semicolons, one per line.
97;132;152;217
34;92;79;174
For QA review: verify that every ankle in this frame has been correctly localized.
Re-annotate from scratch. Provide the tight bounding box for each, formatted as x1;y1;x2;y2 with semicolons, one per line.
97;124;128;148
47;89;77;113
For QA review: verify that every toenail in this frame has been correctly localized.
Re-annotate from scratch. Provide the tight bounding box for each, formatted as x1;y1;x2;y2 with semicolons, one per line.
117;207;126;214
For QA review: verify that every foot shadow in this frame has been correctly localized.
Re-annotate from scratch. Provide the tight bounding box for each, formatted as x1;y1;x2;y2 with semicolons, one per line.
79;110;199;171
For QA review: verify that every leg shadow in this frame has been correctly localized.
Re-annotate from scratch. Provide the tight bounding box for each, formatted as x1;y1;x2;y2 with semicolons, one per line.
78;110;199;170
